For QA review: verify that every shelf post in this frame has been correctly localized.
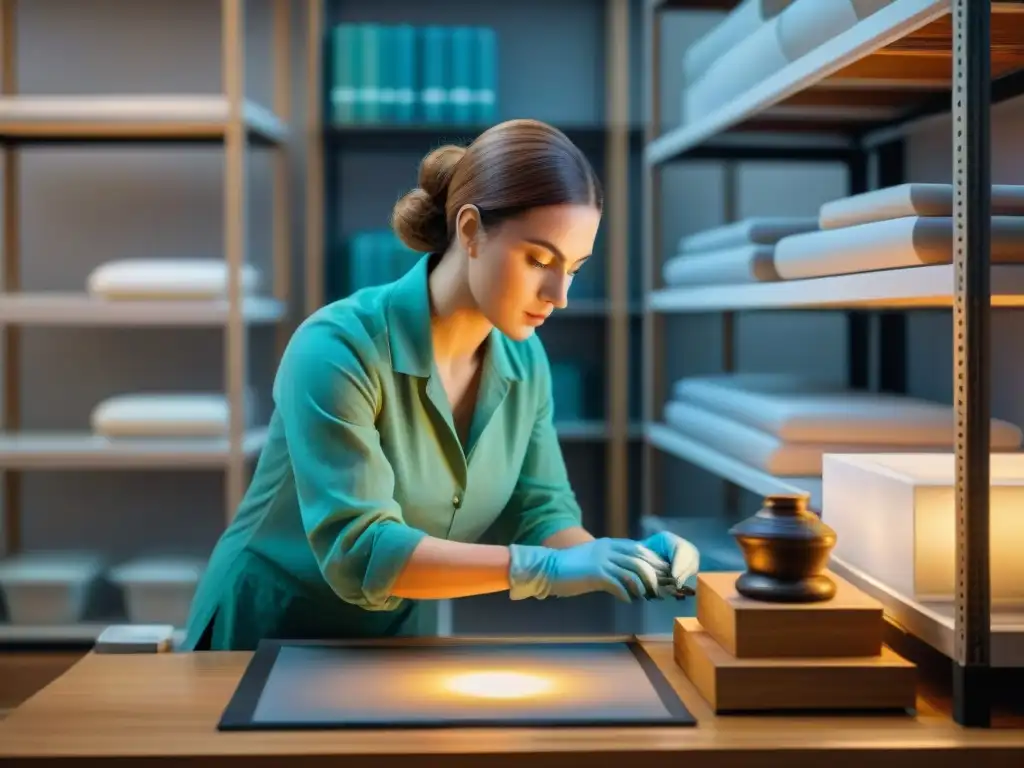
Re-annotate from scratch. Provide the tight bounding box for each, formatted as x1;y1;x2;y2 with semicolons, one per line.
951;0;992;728
721;161;737;518
872;139;908;395
305;0;325;317
845;150;870;391
605;0;630;540
272;0;292;358
0;0;20;557
640;0;665;527
222;0;249;524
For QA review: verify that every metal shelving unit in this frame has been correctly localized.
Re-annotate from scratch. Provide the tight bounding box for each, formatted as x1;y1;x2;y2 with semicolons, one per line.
642;0;1024;726
0;0;293;645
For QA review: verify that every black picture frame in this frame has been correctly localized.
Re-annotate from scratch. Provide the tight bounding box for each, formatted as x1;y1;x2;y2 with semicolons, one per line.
217;637;697;731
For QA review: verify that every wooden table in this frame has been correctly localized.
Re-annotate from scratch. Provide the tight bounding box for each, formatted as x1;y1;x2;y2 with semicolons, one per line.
0;637;1022;767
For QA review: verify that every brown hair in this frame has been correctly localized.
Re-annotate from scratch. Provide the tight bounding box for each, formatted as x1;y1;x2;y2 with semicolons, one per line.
391;118;603;253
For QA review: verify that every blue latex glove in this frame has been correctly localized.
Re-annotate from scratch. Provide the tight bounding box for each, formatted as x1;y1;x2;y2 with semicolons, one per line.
508;539;669;602
640;531;700;596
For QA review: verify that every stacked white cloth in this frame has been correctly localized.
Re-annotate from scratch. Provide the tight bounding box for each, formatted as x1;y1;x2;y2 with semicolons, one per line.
87;258;262;301
662;217;817;288
774;183;1024;280
90;391;255;438
682;0;794;86
683;0;895;123
663;373;1023;476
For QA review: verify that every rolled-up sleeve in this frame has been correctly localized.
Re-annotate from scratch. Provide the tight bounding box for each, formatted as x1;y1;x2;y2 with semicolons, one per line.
502;345;584;547
274;320;427;611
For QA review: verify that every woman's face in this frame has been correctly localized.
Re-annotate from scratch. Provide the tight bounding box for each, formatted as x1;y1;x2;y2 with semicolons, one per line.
463;203;601;341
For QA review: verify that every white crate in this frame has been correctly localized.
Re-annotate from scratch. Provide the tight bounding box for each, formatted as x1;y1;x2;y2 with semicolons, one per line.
109;557;205;628
822;452;1024;604
0;552;104;625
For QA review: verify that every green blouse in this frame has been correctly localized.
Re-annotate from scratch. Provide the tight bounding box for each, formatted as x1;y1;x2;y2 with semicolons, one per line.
181;253;583;650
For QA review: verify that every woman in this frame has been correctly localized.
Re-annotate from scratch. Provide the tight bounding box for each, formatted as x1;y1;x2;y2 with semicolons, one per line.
182;118;699;651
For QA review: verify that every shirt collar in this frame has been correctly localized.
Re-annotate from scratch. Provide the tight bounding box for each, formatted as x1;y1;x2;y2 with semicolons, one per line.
385;253;523;382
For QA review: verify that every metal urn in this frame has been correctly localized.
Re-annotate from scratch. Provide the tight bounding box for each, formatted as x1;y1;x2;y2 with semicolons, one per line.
728;493;837;603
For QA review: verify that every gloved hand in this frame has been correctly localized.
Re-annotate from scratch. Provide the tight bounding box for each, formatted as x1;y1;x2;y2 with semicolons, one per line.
640;531;700;597
508;539;670;603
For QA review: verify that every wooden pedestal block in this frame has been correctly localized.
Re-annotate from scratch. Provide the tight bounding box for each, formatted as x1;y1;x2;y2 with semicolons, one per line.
697;571;884;658
674;618;918;713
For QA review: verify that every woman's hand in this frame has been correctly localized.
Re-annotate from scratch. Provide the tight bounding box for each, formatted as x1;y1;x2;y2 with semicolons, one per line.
640;531;700;595
508;538;669;602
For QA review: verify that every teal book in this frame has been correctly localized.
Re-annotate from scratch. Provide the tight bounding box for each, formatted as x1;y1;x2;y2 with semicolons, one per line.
392;24;417;123
365;231;381;285
393;239;421;281
358;24;381;123
550;362;584;421
378;231;401;284
420;25;450;123
473;26;498;124
569;268;601;301
570;226;604;300
326;239;347;301
449;26;475;124
330;24;359;124
377;25;396;123
347;232;372;293
387;234;402;284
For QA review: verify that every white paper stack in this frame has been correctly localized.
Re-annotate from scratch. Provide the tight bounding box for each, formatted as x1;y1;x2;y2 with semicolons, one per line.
683;0;894;123
662;218;817;288
663;373;1023;476
684;14;792;122
90;392;255;439
682;0;795;86
774;183;1024;280
819;183;1024;229
87;258;261;301
776;0;894;61
94;624;177;654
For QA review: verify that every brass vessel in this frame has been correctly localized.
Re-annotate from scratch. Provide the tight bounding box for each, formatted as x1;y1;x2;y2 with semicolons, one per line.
728;494;837;602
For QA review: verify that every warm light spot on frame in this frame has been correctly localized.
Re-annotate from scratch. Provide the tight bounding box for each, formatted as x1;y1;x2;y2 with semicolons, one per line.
443;670;554;700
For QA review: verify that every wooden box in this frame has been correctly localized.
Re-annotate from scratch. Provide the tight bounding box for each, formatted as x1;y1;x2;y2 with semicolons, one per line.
696;571;883;658
673;618;917;713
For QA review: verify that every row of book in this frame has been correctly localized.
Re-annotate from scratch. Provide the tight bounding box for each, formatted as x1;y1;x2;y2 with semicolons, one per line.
328;23;498;125
339;230;422;293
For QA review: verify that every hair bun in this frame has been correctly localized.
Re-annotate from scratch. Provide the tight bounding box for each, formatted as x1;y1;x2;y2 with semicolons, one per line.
391;144;466;253
419;144;466;205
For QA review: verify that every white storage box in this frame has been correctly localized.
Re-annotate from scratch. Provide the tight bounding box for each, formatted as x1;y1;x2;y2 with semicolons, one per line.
822;453;1024;605
109;557;205;627
0;552;104;625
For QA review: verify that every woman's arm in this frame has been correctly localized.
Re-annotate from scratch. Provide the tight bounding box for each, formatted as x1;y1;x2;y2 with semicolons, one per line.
391;537;511;599
543;526;595;549
388;526;594;600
